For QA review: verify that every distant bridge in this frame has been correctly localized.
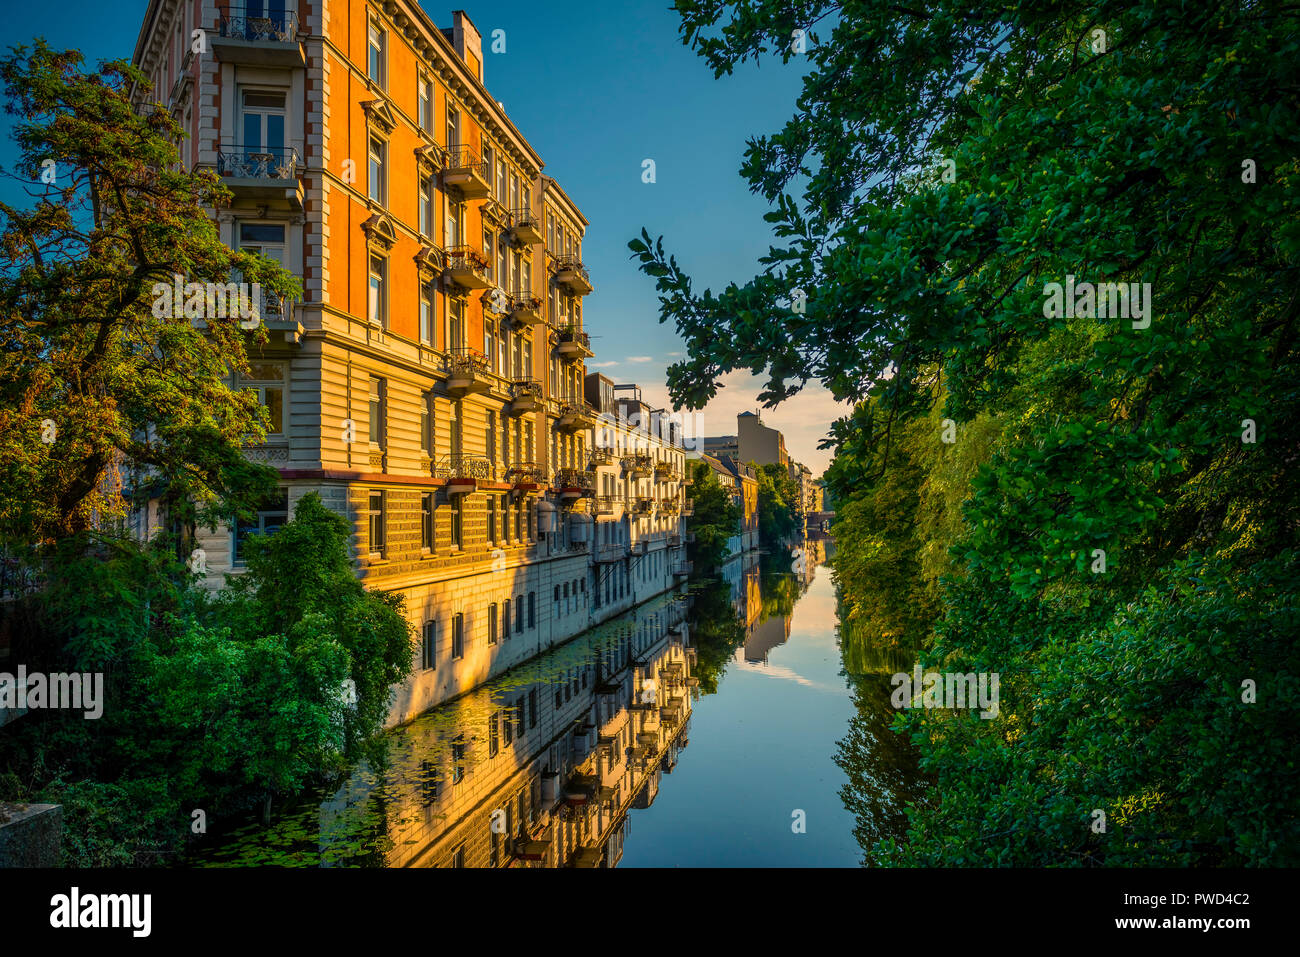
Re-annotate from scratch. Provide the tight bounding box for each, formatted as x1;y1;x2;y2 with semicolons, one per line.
805;511;835;531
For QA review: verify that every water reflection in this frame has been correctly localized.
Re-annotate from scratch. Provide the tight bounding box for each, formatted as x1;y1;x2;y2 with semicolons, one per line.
195;537;924;867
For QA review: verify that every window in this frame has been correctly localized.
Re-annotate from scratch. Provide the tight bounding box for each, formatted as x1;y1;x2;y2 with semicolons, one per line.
486;411;497;467
451;496;463;549
448;296;466;352
239;361;286;435
528;689;537;729
368;19;386;87
420;391;435;453
368;490;385;555
488;712;499;757
368;136;386;204
417;74;432;132
419;759;439;805
487;496;496;543
451;738;466;784
368;377;385;445
240;90;286;159
528;592;536;629
514;700;525;738
233;488;288;565
503;598;511;639
421;493;434;551
452;613;464;659
418;172;434;236
488;602;498;644
446;106;460;152
515;595;523;633
368;255;386;328
422;620;437;670
503;707;513;745
450;399;462;457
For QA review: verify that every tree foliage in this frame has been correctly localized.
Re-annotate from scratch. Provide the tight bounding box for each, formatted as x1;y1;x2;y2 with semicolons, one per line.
634;1;1300;864
0;41;298;546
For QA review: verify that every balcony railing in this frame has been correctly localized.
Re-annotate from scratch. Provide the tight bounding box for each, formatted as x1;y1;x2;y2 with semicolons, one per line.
682;499;695;516
445;347;491;396
553;468;596;492
508;292;545;327
509;207;544;245
659;500;681;515
654;462;680;481
553;325;593;358
633;497;654;515
622;454;652;476
594;495;617;515
554;256;593;295
433;453;493;484
443;246;492;289
217;9;299;42
556;400;598;433
588;448;616;468
212;8;304;67
506;462;546;486
509;379;544;414
442;145;491;198
217;144;301;181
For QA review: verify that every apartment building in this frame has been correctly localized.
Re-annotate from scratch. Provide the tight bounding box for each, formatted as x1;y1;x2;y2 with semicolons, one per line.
130;1;684;726
688;450;758;556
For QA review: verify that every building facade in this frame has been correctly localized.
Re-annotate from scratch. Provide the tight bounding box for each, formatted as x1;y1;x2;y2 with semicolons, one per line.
130;1;687;726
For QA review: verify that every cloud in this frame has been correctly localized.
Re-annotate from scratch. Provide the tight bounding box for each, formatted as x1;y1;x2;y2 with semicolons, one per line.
589;360;619;368
625;356;653;363
666;351;684;357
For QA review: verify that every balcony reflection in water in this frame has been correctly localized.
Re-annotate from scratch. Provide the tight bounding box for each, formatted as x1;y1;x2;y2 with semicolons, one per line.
320;589;696;868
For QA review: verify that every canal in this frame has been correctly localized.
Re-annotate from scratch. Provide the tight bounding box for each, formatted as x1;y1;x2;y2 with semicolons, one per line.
193;538;924;867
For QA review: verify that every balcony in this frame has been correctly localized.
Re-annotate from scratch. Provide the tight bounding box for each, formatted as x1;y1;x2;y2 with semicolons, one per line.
215;144;303;209
445;347;492;396
509;207;544;245
554;256;593;295
682;499;695;517
588;448;616;468
594;495;617;515
654;461;680;482
622;454;652;477
563;774;598;806
442;145;491;199
594;542;626;564
443;246;492;290
432;453;493;495
556;400;598;433
659;500;680;516
508;292;545;327
668;534;682;548
513;826;552;862
553;469;596;501
509;379;544;415
633;498;654;516
553;326;593;359
505;463;546;490
212;9;305;67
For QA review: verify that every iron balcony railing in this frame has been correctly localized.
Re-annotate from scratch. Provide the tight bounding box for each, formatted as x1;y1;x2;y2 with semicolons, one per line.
446;346;490;376
553;468;596;491
443;145;489;180
622;454;653;473
444;244;491;274
588;448;616;467
505;462;546;485
217;7;299;42
554;256;591;283
511;207;540;231
555;326;592;351
510;379;543;402
217;144;301;180
433;453;494;480
654;461;680;480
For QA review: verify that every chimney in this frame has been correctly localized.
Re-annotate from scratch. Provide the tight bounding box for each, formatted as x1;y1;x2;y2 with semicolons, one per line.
451;10;483;83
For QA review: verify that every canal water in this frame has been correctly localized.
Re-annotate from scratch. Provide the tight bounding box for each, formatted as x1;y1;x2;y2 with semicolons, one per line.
193;538;923;867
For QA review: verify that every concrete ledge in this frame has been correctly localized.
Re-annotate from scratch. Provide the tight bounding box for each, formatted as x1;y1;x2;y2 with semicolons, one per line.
0;803;63;867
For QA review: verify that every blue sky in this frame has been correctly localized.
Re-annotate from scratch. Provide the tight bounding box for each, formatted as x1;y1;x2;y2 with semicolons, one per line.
0;1;847;474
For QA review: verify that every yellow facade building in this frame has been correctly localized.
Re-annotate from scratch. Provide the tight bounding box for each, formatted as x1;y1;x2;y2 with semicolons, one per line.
131;0;688;726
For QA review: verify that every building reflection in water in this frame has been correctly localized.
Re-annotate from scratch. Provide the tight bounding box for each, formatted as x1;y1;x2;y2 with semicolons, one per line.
315;588;699;868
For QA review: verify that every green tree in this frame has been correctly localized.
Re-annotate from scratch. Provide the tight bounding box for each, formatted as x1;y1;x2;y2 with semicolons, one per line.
686;459;740;572
632;2;1300;865
0;41;298;550
754;462;798;546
